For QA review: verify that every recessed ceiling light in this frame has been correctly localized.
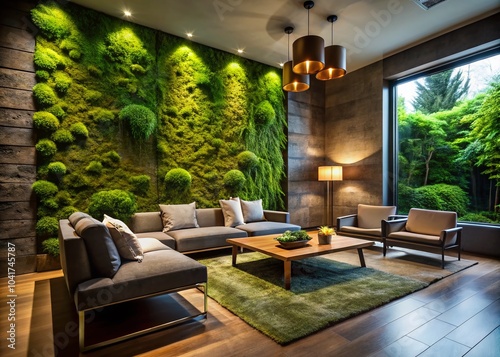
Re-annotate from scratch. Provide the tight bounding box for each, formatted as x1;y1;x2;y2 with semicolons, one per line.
123;10;132;17
186;32;193;38
279;62;284;67
237;49;244;54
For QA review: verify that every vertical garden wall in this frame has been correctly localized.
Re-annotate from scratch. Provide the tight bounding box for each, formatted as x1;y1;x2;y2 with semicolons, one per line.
30;0;286;250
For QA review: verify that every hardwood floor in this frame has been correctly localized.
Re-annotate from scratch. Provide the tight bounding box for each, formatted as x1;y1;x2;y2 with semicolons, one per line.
1;251;499;357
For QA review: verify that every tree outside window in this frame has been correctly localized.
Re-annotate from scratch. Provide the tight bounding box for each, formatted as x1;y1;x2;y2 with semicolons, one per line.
396;54;500;223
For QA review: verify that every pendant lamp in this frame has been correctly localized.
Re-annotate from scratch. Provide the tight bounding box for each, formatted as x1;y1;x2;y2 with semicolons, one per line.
316;15;347;80
292;1;325;75
283;26;310;92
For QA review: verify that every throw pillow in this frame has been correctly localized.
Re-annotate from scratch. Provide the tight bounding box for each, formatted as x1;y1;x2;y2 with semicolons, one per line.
74;217;121;278
220;197;245;227
159;202;199;232
240;198;265;223
103;214;144;262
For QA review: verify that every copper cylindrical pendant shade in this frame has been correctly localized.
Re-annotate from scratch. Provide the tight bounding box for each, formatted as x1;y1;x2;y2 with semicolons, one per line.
316;45;347;80
292;35;325;74
282;61;310;92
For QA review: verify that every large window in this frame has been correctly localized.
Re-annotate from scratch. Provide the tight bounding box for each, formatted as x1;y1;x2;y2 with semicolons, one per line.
395;52;500;224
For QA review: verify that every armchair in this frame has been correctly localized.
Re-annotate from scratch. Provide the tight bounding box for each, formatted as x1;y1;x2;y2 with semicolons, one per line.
337;204;397;241
382;208;462;268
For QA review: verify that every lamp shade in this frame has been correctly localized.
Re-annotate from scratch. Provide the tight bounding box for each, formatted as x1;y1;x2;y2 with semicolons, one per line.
292;35;325;74
316;45;347;80
318;166;343;181
282;60;310;92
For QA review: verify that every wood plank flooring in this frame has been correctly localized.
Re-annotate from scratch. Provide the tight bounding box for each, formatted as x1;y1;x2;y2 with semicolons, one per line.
0;252;498;357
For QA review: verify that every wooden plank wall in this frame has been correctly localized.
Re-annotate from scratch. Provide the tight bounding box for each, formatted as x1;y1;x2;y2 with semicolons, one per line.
0;0;38;276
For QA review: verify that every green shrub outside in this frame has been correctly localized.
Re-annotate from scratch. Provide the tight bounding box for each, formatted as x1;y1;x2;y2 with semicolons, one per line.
36;216;58;236
237;151;259;171
48;161;67;176
35;139;57;157
164;168;191;191
42;237;59;257
33;83;57;107
51;129;74;144
459;213;494;223
32;180;58;200
119;104;157;141
69;122;89;137
33;111;59;132
88;189;137;221
398;183;469;216
254;100;276;125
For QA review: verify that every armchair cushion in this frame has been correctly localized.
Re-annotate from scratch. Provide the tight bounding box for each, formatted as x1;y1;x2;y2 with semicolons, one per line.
357;204;397;229
405;208;457;236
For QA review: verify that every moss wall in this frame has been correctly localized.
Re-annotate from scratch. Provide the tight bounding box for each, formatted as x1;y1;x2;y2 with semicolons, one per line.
30;0;286;246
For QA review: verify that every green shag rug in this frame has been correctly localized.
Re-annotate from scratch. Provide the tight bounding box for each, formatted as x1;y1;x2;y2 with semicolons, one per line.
199;252;428;345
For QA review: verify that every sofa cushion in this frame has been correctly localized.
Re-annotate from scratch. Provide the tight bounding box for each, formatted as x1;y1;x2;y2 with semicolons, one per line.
103;214;144;262
74;217;121;278
241;198;266;223
219;198;245;227
130;212;164;233
135;232;176;249
159;202;199;232
167;226;247;252
137;237;171;253
75;249;207;310
406;208;457;236
236;221;301;236
357;204;397;229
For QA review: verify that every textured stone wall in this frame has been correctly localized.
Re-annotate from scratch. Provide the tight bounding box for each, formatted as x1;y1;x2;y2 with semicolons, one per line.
286;78;326;229
324;62;385;221
0;0;38;276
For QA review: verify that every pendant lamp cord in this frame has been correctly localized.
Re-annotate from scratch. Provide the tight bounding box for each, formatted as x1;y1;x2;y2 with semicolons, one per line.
287;32;290;61
307;8;310;36
331;20;334;45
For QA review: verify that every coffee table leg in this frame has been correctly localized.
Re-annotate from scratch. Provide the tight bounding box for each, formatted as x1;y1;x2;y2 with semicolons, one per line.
284;260;291;290
232;245;238;266
357;248;366;267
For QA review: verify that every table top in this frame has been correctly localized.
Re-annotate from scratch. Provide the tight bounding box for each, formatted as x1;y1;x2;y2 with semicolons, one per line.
227;233;374;262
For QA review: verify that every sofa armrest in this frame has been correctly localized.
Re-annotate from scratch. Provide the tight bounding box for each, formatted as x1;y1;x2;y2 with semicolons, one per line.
337;214;357;229
382;218;408;237
264;210;289;223
441;226;463;247
388;214;408;220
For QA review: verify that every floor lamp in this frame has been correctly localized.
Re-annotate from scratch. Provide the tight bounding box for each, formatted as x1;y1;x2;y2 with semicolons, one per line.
318;166;343;227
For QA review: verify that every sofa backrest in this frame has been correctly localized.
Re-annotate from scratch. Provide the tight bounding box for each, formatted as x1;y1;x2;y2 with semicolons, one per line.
357;204;397;229
406;208;457;236
195;208;224;227
130;208;224;232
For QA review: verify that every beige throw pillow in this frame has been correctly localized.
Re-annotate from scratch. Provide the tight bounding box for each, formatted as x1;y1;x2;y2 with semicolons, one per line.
220;197;245;227
103;214;144;262
240;198;265;223
159;202;199;232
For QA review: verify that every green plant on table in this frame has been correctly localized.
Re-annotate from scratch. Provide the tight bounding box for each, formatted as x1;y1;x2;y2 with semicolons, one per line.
318;226;336;235
275;230;311;243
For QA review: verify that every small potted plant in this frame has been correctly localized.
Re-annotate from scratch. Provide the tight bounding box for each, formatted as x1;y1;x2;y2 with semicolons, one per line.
274;230;312;249
318;226;336;245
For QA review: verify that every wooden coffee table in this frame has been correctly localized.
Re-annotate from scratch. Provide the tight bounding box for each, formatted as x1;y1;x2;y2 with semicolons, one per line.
227;233;374;290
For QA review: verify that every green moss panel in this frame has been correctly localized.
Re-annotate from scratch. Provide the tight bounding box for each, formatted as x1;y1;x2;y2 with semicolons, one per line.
30;0;286;247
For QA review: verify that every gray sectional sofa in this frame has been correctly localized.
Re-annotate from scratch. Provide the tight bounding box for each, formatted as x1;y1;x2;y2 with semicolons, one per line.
130;207;301;253
58;212;208;351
